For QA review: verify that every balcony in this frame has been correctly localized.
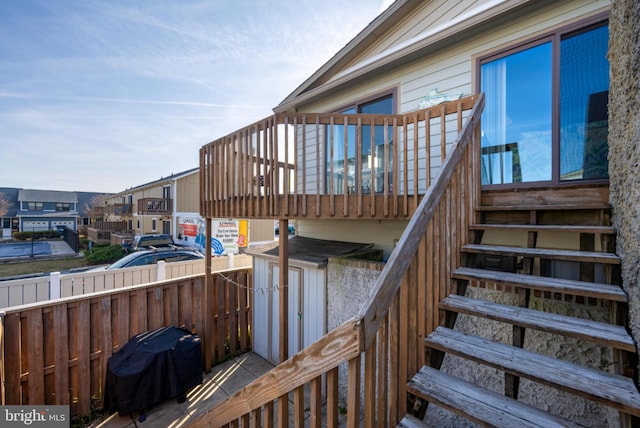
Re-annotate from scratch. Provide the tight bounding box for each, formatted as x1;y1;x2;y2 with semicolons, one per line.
138;198;173;215
105;203;133;217
199;95;479;220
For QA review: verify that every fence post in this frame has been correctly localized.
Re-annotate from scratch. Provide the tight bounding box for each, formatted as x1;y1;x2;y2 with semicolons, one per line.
157;261;166;281
228;252;234;270
50;272;61;300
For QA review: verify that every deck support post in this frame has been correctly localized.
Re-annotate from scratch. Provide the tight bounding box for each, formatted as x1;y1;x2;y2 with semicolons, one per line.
279;219;289;363
203;216;213;371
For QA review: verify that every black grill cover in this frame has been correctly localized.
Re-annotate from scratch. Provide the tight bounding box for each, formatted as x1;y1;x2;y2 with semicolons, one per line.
104;326;202;416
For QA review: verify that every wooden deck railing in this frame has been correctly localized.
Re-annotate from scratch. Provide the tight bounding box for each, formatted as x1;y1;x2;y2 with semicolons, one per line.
0;268;253;420
200;95;479;219
137;197;173;215
190;93;485;427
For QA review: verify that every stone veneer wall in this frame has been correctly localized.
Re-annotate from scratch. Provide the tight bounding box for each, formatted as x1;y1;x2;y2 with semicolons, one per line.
326;257;384;410
608;0;640;373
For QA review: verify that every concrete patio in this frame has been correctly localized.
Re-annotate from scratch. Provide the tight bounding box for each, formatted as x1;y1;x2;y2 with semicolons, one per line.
92;352;274;428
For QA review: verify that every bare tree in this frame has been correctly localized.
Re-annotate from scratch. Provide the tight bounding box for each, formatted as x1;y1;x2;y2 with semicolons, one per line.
85;193;109;219
0;192;10;218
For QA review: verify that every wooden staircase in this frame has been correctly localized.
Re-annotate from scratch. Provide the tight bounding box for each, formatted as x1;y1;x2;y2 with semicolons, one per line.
402;203;640;427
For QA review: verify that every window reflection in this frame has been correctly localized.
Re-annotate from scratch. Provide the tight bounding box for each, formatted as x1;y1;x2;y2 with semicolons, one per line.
560;25;609;180
326;95;393;194
481;42;552;185
480;22;609;186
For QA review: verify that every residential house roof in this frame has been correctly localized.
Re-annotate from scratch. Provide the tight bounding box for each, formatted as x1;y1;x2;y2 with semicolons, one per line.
111;166;199;197
18;189;78;204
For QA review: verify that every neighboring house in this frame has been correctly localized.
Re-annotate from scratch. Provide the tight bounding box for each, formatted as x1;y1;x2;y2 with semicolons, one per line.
195;1;640;427
104;167;274;252
0;188;109;238
105;167;200;238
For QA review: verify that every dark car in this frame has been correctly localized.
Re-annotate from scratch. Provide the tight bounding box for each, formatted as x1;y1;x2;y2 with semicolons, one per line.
105;248;204;270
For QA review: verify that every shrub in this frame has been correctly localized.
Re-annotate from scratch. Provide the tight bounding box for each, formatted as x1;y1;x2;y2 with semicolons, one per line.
84;244;125;265
13;230;61;240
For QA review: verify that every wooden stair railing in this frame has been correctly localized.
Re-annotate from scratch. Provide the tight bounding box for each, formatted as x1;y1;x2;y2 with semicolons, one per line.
406;202;640;427
189;94;485;427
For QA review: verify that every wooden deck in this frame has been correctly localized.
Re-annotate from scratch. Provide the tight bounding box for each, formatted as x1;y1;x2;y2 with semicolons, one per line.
93;353;274;428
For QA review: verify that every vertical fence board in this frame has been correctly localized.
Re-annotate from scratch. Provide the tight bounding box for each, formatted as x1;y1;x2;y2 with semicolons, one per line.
26;309;45;404
77;300;91;416
53;305;69;405
215;275;226;363
3;313;22;404
228;274;238;356
364;337;377;427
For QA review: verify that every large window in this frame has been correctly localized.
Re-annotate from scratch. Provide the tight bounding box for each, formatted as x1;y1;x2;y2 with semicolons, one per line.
480;20;609;186
326;94;394;194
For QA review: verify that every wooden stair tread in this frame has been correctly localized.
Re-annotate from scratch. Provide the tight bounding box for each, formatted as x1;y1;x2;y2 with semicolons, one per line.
440;295;636;352
397;414;433;427
407;366;581;428
452;267;627;302
425;327;640;416
475;204;609;211
469;224;614;234
462;244;620;264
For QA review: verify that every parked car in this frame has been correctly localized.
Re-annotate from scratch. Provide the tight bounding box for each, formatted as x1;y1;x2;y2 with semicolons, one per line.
104;248;204;270
274;223;295;235
123;234;194;252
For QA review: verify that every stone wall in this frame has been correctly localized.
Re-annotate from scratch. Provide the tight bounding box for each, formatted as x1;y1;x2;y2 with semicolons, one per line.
608;0;640;367
326;257;384;409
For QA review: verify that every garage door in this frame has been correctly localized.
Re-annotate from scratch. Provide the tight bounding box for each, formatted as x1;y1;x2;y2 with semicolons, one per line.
22;221;49;232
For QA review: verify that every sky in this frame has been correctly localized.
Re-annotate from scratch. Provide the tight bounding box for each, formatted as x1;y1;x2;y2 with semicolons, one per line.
0;0;392;194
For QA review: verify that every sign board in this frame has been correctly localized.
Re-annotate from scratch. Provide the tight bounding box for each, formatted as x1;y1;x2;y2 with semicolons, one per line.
178;217;248;255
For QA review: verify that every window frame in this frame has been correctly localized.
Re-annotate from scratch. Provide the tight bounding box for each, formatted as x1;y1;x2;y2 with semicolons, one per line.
475;13;609;189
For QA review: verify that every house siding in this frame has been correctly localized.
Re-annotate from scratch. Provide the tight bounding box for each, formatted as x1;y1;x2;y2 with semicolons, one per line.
176;172;199;212
344;0;484;71
296;219;406;259
292;0;609;256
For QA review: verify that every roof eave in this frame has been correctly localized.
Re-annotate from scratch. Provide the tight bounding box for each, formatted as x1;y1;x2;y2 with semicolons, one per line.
274;0;531;113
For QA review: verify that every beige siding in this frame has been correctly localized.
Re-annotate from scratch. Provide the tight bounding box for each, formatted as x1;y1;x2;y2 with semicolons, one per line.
303;0;609;114
176;172;199;212
344;0;484;72
249;219;275;243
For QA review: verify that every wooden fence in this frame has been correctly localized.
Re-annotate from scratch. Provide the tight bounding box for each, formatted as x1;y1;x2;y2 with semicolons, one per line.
0;267;253;420
190;94;485;427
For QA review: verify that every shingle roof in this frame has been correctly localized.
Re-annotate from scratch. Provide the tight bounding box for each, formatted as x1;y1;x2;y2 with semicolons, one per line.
18;189;78;203
246;236;371;267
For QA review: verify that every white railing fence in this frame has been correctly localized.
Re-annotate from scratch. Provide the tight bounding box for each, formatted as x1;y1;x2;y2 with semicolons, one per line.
0;254;253;309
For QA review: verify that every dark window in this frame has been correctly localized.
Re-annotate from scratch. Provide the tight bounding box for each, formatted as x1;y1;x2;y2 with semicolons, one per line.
326;94;394;194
